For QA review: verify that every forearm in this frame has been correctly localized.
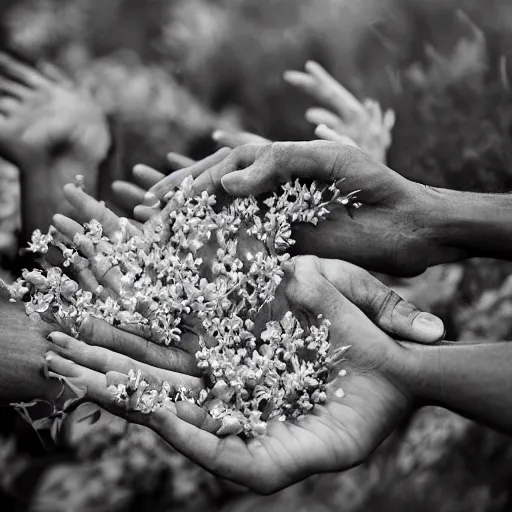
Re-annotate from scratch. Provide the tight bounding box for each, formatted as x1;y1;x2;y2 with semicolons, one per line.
425;187;512;264
402;341;512;433
0;296;62;404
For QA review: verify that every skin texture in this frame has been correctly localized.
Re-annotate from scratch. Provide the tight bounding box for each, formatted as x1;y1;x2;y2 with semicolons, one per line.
44;256;512;492
44;256;416;493
36;183;445;493
183;140;512;274
186;141;459;276
403;340;512;434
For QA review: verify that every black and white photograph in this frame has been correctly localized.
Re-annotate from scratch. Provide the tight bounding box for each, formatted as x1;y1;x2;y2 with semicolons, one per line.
0;1;512;511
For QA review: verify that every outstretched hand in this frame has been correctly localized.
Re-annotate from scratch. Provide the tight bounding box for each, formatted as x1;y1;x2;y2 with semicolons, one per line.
0;53;110;171
182;141;464;276
44;256;421;493
284;61;394;163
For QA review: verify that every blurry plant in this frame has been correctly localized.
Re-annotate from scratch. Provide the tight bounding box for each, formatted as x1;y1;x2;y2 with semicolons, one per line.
406;10;487;91
0;436;29;492
30;423;219;512
82;55;226;168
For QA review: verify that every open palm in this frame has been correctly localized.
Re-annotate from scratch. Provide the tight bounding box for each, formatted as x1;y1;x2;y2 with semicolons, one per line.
0;53;110;169
44;247;413;492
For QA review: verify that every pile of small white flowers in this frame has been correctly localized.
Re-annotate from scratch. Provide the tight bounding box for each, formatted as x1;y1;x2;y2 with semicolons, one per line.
5;176;359;437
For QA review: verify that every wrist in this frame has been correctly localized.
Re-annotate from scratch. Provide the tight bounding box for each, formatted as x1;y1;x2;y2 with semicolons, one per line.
422;185;512;264
378;342;425;406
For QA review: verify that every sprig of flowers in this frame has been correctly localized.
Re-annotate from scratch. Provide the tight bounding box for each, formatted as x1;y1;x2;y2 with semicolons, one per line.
6;176;360;437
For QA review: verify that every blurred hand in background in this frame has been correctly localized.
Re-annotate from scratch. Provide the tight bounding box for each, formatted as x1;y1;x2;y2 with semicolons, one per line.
284;61;395;163
0;52;110;241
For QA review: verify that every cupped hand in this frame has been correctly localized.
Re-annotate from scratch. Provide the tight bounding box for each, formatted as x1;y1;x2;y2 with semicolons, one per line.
44;256;438;493
284;61;394;163
0;53;110;170
186;140;463;276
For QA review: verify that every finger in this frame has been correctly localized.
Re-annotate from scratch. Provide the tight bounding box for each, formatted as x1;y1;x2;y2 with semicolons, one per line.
46;354;258;488
53;213;128;296
78;317;201;376
0;96;19;116
111;180;146;213
219;140;366;198
38;61;73;86
52;214;105;295
284;256;380;354
212;130;269;148
47;331;203;390
0;76;29;99
318;259;445;343
456;10;485;44
133;164;166;191
150;148;232;200
305;108;343;130
175;401;222;434
383;109;396;131
45;353;133;414
0;53;48;89
133;204;162;222
166;152;196;171
46;352;226;464
304;61;365;119
315;124;358;148
148;407;253;485
283;69;317;92
63;184;140;239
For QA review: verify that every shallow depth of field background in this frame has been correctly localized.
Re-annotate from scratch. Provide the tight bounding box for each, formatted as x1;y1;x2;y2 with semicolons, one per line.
2;0;512;511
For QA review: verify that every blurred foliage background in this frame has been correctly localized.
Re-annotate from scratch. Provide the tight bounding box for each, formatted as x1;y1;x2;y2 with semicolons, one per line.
3;0;512;510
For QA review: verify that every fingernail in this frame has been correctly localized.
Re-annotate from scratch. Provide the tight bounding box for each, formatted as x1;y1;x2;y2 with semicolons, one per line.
48;332;70;349
142;191;160;208
412;313;445;341
45;351;55;362
220;173;239;194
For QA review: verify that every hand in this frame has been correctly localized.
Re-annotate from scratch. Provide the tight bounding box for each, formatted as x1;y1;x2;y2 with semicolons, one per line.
0;53;110;171
43;256;422;493
111;151;195;219
284;61;395;163
212;129;269;149
185;140;464;276
110;150;231;223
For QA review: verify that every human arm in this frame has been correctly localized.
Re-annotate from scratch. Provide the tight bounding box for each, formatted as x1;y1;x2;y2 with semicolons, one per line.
181;140;512;276
40;254;446;493
0;53;111;243
0;296;60;404
402;340;512;434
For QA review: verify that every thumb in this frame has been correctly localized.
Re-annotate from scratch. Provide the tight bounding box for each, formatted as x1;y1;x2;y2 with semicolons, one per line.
319;259;445;343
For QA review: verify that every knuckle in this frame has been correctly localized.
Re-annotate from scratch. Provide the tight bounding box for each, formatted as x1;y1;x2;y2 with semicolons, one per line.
332;144;363;178
286;256;326;309
369;286;401;325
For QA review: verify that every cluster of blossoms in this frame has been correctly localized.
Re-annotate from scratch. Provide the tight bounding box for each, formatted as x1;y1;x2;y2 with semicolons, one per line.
5;176;359;437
